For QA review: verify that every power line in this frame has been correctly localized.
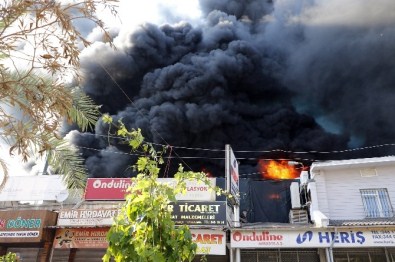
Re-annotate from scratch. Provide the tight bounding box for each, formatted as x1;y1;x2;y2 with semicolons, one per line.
69;145;319;162
64;130;395;156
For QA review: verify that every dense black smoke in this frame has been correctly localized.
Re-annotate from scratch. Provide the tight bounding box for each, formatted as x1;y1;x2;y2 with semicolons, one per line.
69;0;395;178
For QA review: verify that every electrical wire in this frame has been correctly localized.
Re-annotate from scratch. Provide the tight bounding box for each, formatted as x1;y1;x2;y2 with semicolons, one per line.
68;145;321;162
64;130;395;156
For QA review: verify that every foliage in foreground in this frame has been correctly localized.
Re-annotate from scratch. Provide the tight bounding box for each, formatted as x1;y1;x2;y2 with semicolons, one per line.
0;252;17;262
102;116;217;262
0;0;118;188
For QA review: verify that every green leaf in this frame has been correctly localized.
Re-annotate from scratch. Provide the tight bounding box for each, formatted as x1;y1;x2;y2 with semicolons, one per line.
102;114;113;124
104;122;211;262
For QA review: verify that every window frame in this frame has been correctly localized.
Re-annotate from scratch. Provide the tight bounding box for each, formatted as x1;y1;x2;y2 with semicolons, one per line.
360;188;394;218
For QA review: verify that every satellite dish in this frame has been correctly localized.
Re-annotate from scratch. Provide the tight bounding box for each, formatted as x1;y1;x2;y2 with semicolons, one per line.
55;189;69;203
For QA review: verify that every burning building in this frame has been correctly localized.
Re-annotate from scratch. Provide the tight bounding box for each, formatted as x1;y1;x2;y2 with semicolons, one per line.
64;0;395;179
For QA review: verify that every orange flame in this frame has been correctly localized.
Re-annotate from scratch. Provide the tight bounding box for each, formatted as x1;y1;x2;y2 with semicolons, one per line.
258;160;299;180
268;193;281;200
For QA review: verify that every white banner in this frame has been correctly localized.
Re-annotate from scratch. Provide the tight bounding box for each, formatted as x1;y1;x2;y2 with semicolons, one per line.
0;231;39;238
191;229;226;255
231;228;395;248
0;175;67;202
57;209;119;226
159;178;216;201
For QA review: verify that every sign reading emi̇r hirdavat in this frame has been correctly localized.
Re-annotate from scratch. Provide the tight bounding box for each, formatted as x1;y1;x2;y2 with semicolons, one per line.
168;201;226;226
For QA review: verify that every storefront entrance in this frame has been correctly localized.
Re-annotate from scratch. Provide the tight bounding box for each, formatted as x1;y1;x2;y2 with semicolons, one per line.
241;249;320;262
51;248;109;262
333;248;392;262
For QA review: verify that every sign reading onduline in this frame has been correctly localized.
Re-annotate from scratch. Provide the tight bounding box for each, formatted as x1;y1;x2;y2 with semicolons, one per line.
231;228;395;248
84;178;216;201
169;201;226;226
57;208;119;226
84;178;132;200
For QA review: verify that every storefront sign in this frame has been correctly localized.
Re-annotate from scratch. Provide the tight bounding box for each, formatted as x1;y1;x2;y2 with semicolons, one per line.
53;228;226;253
57;208;119;226
226;145;239;205
160;178;216;201
0;231;39;238
231;228;395;248
84;178;216;201
169;201;226;226
84;178;133;200
0;175;67;202
191;229;226;255
53;228;109;249
229;149;240;205
0;210;57;243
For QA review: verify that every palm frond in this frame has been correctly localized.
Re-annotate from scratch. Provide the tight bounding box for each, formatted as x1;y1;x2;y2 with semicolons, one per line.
68;88;101;132
47;138;87;189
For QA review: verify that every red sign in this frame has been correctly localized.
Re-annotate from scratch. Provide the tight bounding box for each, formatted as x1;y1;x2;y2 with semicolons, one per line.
84;178;216;201
84;178;133;200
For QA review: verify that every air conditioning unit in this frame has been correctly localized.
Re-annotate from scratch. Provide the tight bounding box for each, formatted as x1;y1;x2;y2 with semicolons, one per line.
289;209;309;224
290;182;301;209
300;171;309;185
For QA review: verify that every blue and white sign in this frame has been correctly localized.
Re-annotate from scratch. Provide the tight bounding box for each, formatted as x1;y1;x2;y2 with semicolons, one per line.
231;228;395;248
226;145;239;205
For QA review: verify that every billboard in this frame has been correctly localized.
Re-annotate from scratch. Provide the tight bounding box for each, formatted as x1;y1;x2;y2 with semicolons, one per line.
226;145;239;205
0;210;57;243
191;229;226;255
0;175;67;202
169;201;226;226
231;228;395;248
57;208;119;226
53;228;109;249
84;178;133;200
84;178;216;201
53;228;226;255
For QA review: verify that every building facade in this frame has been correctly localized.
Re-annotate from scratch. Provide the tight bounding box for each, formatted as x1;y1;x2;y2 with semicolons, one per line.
307;156;395;262
229;157;395;262
0;176;228;262
2;156;395;261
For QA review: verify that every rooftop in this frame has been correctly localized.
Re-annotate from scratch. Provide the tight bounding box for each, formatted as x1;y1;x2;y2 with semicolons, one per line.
329;218;395;227
311;156;395;172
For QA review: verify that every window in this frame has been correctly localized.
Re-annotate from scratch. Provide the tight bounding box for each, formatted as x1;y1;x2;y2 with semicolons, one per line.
360;188;394;218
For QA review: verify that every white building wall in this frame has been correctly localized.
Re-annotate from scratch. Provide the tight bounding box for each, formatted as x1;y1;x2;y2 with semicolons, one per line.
311;163;395;220
311;170;330;216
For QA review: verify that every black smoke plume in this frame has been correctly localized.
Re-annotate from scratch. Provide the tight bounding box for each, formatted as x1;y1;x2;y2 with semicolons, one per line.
69;0;395;178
